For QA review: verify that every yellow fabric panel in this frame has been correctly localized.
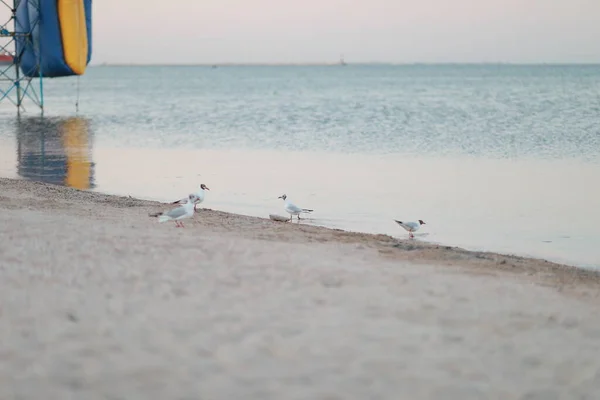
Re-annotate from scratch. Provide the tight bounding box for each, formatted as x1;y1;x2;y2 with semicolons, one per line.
62;118;92;190
58;0;88;75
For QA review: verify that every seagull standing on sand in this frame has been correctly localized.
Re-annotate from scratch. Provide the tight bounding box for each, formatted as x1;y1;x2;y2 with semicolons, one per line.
394;219;426;239
158;194;198;227
278;194;313;221
171;183;210;211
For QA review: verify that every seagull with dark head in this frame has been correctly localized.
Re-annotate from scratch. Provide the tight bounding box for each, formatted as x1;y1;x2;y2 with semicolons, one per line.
278;194;313;221
171;183;210;211
394;219;426;239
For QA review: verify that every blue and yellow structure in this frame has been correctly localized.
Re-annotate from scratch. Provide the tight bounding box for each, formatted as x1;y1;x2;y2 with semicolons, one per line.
16;0;92;77
0;0;93;112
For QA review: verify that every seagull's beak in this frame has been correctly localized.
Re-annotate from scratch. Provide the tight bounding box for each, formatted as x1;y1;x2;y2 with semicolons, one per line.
205;186;210;191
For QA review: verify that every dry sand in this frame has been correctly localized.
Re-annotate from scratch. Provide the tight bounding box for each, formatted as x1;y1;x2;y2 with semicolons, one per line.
1;177;599;399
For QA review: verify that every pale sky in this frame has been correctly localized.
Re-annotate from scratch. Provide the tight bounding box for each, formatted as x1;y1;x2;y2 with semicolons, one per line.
4;0;600;64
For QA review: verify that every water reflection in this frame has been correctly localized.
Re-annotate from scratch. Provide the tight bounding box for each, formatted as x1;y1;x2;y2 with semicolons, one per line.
16;116;95;189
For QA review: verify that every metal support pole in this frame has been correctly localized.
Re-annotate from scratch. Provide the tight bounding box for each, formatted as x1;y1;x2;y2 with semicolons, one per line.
0;0;43;113
12;0;22;113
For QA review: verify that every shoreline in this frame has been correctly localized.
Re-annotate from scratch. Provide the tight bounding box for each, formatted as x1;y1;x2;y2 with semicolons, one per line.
2;177;599;297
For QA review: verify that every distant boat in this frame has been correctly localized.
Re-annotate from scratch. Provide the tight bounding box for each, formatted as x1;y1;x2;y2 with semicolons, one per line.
339;54;347;66
0;52;13;66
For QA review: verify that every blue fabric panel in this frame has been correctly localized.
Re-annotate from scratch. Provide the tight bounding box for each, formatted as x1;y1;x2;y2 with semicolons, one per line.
15;0;93;78
84;0;92;64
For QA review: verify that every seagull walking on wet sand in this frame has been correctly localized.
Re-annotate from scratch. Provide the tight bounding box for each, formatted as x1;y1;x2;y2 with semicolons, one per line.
394;219;426;239
278;194;313;221
171;183;210;211
157;194;198;227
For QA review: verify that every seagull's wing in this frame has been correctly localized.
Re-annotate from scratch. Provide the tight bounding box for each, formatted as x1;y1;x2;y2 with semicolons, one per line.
165;205;189;219
394;220;418;231
286;202;303;213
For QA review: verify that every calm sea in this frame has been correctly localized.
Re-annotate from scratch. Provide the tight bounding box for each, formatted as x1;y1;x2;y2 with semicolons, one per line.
0;64;599;268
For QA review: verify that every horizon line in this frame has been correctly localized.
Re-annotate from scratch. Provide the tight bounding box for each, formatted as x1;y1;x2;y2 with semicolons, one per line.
89;61;600;67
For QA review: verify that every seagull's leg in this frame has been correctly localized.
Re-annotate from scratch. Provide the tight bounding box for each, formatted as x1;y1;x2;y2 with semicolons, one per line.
181;221;185;228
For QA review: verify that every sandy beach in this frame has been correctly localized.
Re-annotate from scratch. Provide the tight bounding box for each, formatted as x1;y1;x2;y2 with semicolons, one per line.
1;177;599;399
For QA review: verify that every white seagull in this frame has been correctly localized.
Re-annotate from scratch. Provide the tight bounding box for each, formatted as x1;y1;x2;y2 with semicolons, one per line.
171;183;210;211
158;194;198;227
394;219;426;239
278;194;313;221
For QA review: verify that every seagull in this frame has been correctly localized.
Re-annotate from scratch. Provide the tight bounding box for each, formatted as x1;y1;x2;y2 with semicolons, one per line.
158;194;198;227
278;194;313;221
394;219;426;239
171;183;210;211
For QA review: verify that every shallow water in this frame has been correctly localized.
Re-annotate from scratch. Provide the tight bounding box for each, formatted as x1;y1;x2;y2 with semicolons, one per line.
0;65;599;268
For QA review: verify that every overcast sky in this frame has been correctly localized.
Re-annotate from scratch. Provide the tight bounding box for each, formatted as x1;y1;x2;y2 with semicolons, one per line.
3;0;600;64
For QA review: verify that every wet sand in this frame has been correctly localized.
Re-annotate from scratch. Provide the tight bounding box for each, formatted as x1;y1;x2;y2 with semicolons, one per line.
1;177;599;399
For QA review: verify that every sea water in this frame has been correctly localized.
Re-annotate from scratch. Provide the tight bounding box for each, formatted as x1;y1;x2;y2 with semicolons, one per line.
0;64;599;268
